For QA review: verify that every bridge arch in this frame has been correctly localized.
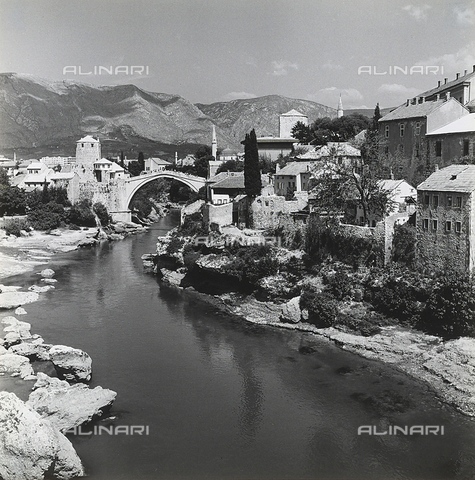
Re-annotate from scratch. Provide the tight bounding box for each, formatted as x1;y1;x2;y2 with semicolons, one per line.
123;171;207;210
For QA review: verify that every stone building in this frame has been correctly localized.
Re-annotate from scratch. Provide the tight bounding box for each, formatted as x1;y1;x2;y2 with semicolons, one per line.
76;135;101;168
274;161;313;196
416;164;475;273
279;109;308;138
425;113;475;166
378;97;468;165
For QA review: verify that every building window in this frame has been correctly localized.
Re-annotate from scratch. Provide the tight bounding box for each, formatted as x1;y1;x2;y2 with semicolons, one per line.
91;144;94;147
433;195;439;207
455;221;461;233
398;144;404;154
463;139;469;156
415;122;421;135
81;143;84;147
447;195;452;207
445;221;452;232
385;125;389;138
456;196;462;208
432;219;438;231
384;146;389;154
399;124;405;137
415;144;420;157
435;140;442;157
422;219;429;230
423;194;430;205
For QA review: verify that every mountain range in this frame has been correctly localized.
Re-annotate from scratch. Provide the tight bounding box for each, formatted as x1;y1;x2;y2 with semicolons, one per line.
0;73;383;159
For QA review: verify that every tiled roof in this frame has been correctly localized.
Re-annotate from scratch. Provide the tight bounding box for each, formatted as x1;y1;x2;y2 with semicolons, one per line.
276;161;314;175
417;165;475;193
378;179;405;192
27;162;46;170
77;135;99;143
212;174;245;190
379;99;446;121
149;157;171;164
419;70;475;98
281;109;305;116
426;113;475;135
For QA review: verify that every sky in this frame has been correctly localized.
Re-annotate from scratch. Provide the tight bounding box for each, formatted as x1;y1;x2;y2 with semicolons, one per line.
0;0;474;109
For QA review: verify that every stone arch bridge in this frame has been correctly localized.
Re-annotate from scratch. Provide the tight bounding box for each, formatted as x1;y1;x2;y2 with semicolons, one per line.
108;170;207;221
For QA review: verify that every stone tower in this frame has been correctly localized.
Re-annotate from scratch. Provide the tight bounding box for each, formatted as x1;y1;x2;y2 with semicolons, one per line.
76;135;101;168
279;109;308;138
337;94;344;118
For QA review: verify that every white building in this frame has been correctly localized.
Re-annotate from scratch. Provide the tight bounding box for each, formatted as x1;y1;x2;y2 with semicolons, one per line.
144;157;171;172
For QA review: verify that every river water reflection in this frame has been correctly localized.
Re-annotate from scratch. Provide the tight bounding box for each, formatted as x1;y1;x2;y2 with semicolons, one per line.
3;211;475;480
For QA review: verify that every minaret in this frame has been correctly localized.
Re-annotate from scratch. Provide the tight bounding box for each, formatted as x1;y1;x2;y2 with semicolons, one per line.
211;125;217;160
337;94;344;118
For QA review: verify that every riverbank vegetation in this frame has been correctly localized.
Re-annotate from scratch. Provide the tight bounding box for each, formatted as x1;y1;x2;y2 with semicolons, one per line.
154;206;474;341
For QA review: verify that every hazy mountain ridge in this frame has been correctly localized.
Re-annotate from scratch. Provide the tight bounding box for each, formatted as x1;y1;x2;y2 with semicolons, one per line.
195;95;337;143
1;73;382;157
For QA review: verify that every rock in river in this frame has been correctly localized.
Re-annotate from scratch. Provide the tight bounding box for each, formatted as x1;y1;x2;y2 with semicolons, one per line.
0;391;84;480
27;373;117;433
280;296;302;323
49;345;92;382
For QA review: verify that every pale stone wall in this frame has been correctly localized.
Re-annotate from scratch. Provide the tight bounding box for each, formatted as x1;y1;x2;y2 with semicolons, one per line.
251;195;301;229
203;203;233;228
416;190;473;272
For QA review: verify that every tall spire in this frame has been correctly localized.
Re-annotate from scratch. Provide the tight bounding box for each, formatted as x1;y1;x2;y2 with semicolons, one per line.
337;94;344;118
211;125;217;160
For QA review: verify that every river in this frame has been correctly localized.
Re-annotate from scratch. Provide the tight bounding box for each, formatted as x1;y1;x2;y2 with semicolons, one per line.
1;210;475;480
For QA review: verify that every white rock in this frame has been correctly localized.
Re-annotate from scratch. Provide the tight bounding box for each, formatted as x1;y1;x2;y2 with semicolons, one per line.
28;373;117;432
40;268;56;278
0;291;39;309
280;296;302;323
28;284;55;293
0;353;35;378
0;391;84;480
49;345;92;382
14;307;27;315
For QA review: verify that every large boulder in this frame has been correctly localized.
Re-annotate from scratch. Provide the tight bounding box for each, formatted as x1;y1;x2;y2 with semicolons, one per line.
280;296;302;323
40;268;55;278
0;291;39;310
27;373;117;433
160;268;185;287
3;319;33;346
0;353;35;379
0;391;84;480
9;342;52;361
49;345;92;382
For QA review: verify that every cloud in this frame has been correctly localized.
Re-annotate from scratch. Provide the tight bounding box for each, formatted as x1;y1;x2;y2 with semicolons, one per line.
269;60;299;76
416;43;475;75
402;4;431;21
454;5;475;25
223;91;257;101
322;61;344;71
306;87;365;108
377;84;420;97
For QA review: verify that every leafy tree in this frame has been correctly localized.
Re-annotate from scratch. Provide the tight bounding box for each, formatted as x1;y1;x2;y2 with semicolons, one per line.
0;167;9;186
291;121;313;143
28;202;67;230
308;144;392;225
418;273;475;339
138;152;145;172
69;199;96;227
0;186;27;216
242;129;261;197
127;161;142;176
93;202;111;226
258;156;275;174
216;160;244;174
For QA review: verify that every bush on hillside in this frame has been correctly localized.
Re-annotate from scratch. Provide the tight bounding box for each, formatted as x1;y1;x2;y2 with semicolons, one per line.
69;199;96;227
300;290;339;328
93;202;111;226
0;186;27;216
3;217;30;237
27;202;67;230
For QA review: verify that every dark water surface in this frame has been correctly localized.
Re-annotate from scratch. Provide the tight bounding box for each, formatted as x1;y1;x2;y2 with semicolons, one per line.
2;210;475;480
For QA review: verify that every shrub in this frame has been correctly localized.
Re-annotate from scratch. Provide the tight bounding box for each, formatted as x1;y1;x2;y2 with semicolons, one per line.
418;273;475;339
324;270;354;300
0;186;27;216
28;202;67;230
178;212;208;236
3;217;30;237
300;290;339;327
69;199;96;227
392;222;416;267
166;236;185;255
93;202;111;226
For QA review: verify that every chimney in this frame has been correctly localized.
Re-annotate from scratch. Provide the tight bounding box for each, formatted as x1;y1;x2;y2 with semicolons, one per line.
446;92;451;101
435;164;439;171
464;70;468;76
275;163;280;173
406;99;410;106
444;78;448;84
438;80;441;87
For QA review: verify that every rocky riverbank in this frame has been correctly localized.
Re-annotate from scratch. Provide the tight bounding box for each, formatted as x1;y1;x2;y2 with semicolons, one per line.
0;221;148;281
147;228;475;418
0;268;120;478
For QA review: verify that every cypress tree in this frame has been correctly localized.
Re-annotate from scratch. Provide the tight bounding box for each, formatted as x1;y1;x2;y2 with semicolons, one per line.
243;129;262;197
